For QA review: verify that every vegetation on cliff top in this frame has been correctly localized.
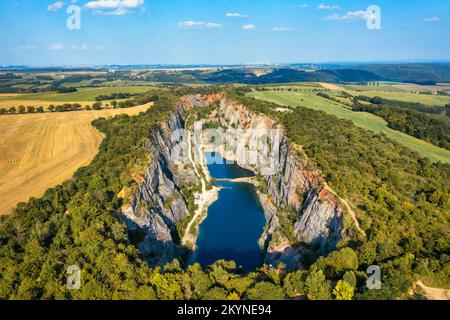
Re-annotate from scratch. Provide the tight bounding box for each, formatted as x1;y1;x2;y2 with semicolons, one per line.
0;87;448;300
234;89;450;294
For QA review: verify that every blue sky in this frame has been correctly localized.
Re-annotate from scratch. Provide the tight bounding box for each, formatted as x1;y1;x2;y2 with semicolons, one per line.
0;0;449;65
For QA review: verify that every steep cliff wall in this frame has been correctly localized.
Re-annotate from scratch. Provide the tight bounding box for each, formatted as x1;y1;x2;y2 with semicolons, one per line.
121;102;195;266
210;96;353;269
121;94;221;266
122;93;356;269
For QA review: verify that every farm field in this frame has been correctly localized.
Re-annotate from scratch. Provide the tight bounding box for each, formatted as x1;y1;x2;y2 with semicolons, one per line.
0;85;157;102
345;90;450;106
319;83;450;106
0;103;153;215
346;83;450;93
248;90;450;164
261;82;324;90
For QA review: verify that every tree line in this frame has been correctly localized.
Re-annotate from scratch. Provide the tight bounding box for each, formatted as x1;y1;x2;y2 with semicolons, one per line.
352;96;450;150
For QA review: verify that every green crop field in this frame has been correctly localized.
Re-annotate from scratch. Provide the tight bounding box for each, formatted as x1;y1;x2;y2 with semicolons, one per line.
0;86;157;102
260;82;325;90
344;89;450;106
249;90;450;164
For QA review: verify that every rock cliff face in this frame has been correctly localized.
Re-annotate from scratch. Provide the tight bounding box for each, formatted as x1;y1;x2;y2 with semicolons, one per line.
122;93;354;269
211;96;351;269
121;103;196;266
121;94;220;266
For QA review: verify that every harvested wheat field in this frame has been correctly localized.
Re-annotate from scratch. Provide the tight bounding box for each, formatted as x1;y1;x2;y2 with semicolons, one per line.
0;103;152;215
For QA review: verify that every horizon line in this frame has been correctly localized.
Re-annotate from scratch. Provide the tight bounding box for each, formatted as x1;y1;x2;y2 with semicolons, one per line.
2;60;450;69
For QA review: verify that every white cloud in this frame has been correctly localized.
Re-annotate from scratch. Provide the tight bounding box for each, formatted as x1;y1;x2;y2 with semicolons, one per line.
85;0;144;15
92;7;128;15
49;43;64;50
85;0;143;9
273;27;294;32
226;12;249;18
178;21;223;29
324;10;371;21
48;43;123;51
289;4;308;9
205;22;222;29
242;24;256;30
48;1;65;11
424;17;441;22
178;21;204;29
317;4;339;10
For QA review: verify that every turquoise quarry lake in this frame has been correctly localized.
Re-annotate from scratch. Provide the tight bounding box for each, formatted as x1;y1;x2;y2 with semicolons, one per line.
191;153;266;271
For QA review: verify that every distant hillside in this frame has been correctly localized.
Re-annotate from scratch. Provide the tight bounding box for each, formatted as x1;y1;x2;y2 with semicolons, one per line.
200;64;450;84
2;63;449;85
201;68;381;84
350;64;450;84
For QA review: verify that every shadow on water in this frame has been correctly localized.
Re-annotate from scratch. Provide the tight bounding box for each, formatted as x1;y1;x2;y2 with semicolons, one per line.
205;152;255;179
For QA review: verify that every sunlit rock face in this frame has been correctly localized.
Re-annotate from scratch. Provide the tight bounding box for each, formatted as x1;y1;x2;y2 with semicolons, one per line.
213;96;348;269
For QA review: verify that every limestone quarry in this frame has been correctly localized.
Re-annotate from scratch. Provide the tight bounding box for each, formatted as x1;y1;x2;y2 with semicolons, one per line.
122;93;360;270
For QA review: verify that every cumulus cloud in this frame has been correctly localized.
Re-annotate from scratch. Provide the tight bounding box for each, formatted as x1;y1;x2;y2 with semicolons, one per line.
85;0;144;15
226;12;249;18
324;10;372;21
317;4;339;10
424;17;441;22
92;7;128;15
289;4;308;9
178;21;223;29
48;1;65;11
242;24;256;30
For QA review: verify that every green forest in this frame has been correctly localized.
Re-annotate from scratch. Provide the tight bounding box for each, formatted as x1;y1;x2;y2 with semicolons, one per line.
0;88;448;300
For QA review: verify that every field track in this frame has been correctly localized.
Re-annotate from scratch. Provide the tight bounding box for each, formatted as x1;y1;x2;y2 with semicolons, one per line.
0;103;152;215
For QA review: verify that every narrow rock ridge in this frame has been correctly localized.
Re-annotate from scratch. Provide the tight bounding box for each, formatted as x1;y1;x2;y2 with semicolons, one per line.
121;94;220;266
121;101;195;266
122;93;357;269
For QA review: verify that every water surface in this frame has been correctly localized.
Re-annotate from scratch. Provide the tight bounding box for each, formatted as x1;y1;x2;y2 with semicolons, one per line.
192;153;266;271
